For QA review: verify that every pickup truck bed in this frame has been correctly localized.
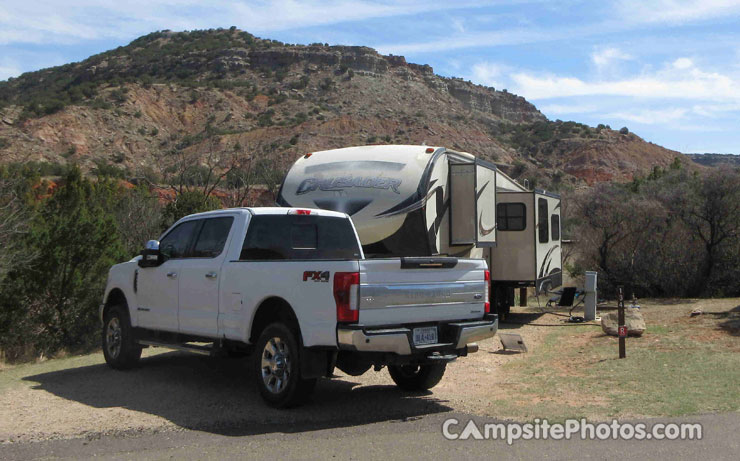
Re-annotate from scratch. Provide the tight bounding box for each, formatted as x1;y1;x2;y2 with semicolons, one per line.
100;207;497;407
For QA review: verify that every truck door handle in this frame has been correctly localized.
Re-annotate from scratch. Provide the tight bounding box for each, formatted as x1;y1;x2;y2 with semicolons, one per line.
205;272;218;279
166;271;178;278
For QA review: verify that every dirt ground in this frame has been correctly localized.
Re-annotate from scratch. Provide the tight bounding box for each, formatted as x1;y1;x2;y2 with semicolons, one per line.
1;298;738;444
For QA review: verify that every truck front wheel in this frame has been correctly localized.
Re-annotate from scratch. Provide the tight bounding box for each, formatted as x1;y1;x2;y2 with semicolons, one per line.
102;304;142;370
388;363;447;391
253;323;317;408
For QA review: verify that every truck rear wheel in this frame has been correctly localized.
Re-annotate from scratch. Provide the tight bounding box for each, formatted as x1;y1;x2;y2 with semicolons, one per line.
388;363;447;391
102;304;142;370
253;323;317;408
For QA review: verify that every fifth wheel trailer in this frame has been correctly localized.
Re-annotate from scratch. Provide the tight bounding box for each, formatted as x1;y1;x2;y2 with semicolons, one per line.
277;145;562;318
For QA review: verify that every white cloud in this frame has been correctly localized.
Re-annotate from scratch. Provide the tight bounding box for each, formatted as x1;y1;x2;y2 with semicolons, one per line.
617;0;740;25
605;107;688;124
451;17;466;33
690;102;740;117
592;47;632;71
510;62;740;102
377;27;553;54
230;0;486;33
672;57;694;69
0;0;486;45
467;54;740;136
470;62;511;89
538;103;599;115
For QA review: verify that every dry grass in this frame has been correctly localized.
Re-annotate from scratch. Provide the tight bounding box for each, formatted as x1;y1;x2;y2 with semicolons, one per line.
480;298;740;421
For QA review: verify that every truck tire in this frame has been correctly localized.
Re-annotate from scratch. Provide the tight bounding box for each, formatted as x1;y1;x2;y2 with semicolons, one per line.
102;304;142;370
253;323;317;408
388;363;447;391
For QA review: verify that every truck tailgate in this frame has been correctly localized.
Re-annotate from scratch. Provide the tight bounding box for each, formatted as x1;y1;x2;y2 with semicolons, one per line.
357;257;487;326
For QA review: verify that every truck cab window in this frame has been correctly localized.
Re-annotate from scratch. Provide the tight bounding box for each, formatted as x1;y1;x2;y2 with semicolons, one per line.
496;203;526;231
291;223;318;250
551;214;560;241
159;220;199;259
538;198;549;244
192;217;234;258
241;215;361;260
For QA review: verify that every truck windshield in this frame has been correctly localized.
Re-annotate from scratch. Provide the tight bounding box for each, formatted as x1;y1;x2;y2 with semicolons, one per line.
240;215;362;260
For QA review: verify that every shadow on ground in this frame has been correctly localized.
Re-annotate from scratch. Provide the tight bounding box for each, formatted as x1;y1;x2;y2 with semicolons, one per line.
498;312;546;329
709;305;740;337
23;352;453;437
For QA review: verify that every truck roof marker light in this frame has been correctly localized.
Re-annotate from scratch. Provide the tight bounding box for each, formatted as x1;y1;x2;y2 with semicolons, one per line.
289;209;312;215
304;153;313;158
425;147;434;153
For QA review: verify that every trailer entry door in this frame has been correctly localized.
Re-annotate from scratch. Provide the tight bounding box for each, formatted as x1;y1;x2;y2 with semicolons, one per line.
449;163;476;245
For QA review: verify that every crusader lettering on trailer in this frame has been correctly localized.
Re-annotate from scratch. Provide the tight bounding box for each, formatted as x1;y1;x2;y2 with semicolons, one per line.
296;176;402;195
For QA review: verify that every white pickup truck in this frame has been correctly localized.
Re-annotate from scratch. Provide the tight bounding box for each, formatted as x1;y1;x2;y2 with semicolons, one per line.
101;207;497;407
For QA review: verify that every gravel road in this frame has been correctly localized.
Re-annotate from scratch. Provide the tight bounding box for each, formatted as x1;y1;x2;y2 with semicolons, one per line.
2;411;738;460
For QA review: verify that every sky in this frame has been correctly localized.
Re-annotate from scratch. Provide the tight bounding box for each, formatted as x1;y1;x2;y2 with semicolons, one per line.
1;1;739;153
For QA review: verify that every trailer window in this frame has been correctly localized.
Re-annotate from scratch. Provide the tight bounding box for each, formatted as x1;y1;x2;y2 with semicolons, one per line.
240;215;361;260
551;215;560;241
538;198;549;243
496;203;526;231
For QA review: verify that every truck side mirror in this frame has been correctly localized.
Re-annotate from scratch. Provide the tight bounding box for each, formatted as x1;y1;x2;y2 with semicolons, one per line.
138;240;163;268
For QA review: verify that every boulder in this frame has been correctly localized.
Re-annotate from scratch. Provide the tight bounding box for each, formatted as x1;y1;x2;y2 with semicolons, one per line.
601;309;646;337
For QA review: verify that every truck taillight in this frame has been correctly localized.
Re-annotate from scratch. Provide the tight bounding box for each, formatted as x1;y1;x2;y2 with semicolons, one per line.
289;209;312;215
334;272;360;323
484;270;491;314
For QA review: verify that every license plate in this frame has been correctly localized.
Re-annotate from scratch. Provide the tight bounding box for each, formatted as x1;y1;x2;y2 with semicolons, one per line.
413;326;438;346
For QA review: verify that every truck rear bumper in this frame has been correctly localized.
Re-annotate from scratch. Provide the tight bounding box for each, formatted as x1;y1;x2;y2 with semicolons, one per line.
336;314;498;356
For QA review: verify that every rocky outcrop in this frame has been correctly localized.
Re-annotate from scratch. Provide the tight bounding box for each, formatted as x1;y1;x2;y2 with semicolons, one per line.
0;28;689;185
445;79;545;123
601;309;646;337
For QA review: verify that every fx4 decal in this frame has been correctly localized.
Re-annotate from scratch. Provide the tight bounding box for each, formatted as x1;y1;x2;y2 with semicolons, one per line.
303;271;330;282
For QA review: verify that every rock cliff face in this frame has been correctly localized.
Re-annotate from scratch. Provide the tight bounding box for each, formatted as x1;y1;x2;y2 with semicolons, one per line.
0;28;685;188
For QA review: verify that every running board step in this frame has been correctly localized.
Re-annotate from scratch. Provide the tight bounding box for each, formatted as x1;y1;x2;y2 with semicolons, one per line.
138;340;213;356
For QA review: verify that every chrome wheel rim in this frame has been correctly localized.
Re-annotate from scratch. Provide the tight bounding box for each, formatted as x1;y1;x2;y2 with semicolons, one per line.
261;337;291;394
106;317;122;359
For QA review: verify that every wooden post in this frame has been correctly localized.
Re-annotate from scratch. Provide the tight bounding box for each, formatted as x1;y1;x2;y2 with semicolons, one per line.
618;286;626;359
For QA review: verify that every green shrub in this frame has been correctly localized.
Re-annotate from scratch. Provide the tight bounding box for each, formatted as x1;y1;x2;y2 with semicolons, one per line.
0;168;127;360
161;190;221;230
257;109;275;127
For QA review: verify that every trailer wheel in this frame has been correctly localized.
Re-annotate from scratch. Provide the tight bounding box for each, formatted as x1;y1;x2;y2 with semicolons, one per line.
253;323;317;408
388;363;446;391
102;304;142;370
